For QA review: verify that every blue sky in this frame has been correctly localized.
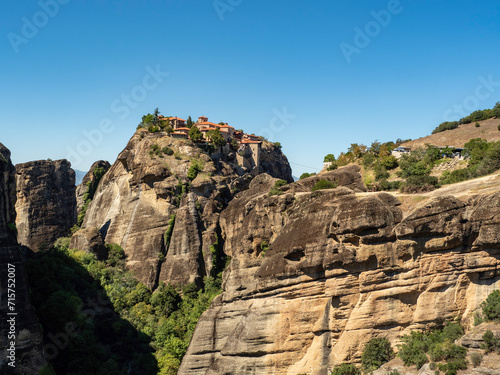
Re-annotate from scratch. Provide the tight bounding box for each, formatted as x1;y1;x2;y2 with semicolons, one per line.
1;1;499;177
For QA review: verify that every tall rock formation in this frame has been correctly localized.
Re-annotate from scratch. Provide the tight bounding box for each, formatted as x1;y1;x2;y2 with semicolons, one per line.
179;173;500;375
81;129;293;288
75;160;110;216
0;143;45;374
15;160;76;251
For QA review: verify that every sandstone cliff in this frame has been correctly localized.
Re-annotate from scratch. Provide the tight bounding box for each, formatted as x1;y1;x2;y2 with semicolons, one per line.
0;143;45;374
15;160;76;252
75;160;110;216
179;173;500;375
80;129;293;288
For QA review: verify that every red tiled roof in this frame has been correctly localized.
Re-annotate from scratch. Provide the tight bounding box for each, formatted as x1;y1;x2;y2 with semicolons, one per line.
168;117;186;122
197;121;221;127
240;140;261;144
175;127;190;131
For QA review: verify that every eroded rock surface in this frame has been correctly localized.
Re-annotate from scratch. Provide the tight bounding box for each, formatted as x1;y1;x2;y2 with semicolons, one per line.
83;130;293;288
15;159;76;251
0;143;45;374
75;160;110;216
179;179;500;375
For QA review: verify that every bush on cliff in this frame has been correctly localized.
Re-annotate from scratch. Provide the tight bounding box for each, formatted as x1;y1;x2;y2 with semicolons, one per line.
269;179;287;196
312;179;337;191
482;290;500;321
398;323;466;374
330;363;360;375
361;337;394;372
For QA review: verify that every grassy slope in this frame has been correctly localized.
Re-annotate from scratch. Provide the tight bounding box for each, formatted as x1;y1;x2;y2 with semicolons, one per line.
402;118;500;149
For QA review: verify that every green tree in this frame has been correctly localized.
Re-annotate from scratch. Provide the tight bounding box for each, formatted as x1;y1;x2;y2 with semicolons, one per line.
186;116;194;128
324;154;336;163
348;143;367;159
482;290;500;321
361;337;394;372
206;128;227;149
151;283;182;317
189;126;203;142
381;155;398;170
153;107;161;127
464;138;489;165
138;113;154;129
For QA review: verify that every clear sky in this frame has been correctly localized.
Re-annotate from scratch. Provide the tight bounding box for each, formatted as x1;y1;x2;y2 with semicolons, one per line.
1;1;499;177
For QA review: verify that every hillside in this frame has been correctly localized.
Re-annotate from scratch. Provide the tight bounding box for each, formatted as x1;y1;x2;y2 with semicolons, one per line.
402;117;500;149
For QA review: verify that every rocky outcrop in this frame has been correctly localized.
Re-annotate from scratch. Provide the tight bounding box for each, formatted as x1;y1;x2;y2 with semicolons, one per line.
69;226;108;260
179;179;500;375
0;143;16;247
285;164;367;193
15;160;76;252
75;160;110;216
259;141;293;183
82;130;293;288
0;143;45;374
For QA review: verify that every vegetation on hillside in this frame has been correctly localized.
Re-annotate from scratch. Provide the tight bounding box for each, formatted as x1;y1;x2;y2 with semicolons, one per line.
26;238;225;375
440;138;500;185
269;179;288;196
398;322;467;375
432;102;500;134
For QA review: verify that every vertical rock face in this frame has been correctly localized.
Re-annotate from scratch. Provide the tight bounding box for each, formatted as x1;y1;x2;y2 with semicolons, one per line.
75;160;110;216
179;177;500;375
15;159;76;251
0;143;45;374
82;130;293;288
259;142;293;183
0;143;16;247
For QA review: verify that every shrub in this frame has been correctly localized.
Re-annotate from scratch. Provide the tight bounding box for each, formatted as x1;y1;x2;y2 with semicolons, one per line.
398;151;430;178
482;330;500;353
475;122;480;127
497;124;500;131
361;337;394;372
470;352;482;367
378;179;402;191
274;142;282;150
381;155;398;170
388;370;401;375
398;323;466;370
162;146;174;156
362;153;376;168
400;175;439;193
481;290;500;321
312;179;337;191
440;169;471;185
300;172;316;180
330;363;360;375
230;138;239;151
275;179;287;188
260;241;269;257
269;180;287;196
327;162;338;171
432;121;459;134
187;159;204;180
374;164;390;181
